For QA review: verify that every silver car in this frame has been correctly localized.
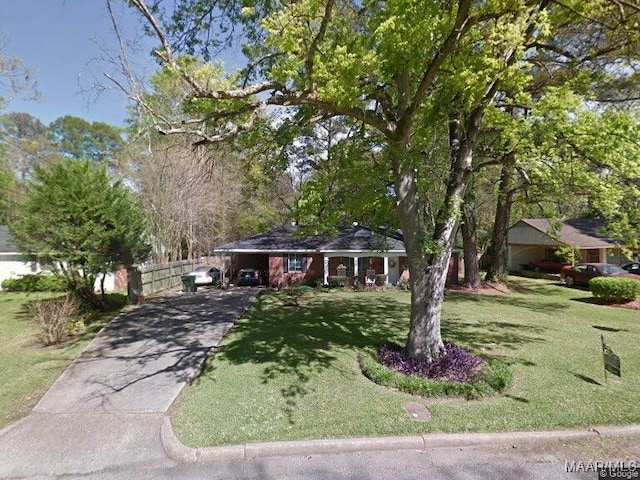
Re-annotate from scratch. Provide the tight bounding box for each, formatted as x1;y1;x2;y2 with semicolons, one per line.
187;266;221;286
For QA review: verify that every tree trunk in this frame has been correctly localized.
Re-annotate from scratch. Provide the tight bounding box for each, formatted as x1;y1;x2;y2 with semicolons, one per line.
461;192;481;288
485;152;516;283
393;114;477;360
100;273;106;299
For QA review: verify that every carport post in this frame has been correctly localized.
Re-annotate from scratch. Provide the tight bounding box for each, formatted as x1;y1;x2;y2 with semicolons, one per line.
383;256;389;284
323;256;329;285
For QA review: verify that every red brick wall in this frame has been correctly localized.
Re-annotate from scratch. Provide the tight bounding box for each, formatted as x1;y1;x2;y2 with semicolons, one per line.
269;253;324;287
114;269;128;290
269;255;283;287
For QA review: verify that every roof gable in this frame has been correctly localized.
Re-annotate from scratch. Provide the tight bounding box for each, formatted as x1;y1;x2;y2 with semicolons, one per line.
512;218;620;248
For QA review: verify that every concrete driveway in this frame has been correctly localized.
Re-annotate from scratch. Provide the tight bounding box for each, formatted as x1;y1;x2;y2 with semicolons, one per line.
0;287;260;478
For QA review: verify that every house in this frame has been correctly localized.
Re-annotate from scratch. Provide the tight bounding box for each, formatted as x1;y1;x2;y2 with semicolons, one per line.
0;225;126;292
0;225;48;289
507;218;630;272
214;223;461;287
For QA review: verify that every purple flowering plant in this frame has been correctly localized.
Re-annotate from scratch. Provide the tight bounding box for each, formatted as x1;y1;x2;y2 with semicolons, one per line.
377;341;484;383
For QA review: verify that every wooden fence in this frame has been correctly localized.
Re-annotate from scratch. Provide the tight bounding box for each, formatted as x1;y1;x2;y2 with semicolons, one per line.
128;259;203;300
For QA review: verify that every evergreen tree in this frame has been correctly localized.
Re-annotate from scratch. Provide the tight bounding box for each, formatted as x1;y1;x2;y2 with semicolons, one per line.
9;159;150;307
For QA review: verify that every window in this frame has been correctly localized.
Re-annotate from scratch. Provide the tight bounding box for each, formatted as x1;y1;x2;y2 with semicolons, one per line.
284;254;306;273
582;249;600;263
342;257;355;273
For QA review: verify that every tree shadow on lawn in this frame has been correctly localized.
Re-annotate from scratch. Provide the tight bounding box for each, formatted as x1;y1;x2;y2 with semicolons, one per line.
211;291;549;422
209;293;408;422
441;314;547;366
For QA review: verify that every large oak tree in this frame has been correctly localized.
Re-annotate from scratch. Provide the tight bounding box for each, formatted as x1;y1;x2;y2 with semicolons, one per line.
118;0;640;359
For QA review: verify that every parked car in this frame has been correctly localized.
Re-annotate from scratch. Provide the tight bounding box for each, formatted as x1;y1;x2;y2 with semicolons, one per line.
622;262;640;275
187;266;221;286
237;268;262;286
527;259;571;274
560;263;638;287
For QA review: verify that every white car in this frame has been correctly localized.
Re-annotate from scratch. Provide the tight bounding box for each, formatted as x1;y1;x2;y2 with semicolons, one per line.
187;266;221;286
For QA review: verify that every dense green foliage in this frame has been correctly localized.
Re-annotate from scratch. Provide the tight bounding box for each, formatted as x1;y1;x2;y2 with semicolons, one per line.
48;115;124;163
127;0;640;359
9;159;150;306
1;274;66;292
589;277;640;302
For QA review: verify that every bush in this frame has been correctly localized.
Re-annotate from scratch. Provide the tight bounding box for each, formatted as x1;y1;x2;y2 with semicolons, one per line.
327;276;348;287
27;294;80;345
359;343;512;400
589;277;640;302
1;274;67;293
377;342;483;383
374;274;387;286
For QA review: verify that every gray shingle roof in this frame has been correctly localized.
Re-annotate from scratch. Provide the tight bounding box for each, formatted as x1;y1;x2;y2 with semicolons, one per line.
518;218;619;248
215;224;406;253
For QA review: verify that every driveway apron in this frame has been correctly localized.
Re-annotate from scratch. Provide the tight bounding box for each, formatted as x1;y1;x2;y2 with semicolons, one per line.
0;287;259;479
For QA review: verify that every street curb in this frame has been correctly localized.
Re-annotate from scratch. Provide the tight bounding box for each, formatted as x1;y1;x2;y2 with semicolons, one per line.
160;417;640;464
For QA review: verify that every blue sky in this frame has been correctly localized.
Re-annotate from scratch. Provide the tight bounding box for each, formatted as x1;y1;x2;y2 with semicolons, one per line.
1;0;154;127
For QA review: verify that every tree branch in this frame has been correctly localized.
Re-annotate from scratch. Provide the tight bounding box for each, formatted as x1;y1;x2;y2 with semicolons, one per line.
304;0;334;93
402;0;475;132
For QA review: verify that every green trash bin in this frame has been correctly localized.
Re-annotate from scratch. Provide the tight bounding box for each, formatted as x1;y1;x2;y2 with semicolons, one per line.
181;275;197;293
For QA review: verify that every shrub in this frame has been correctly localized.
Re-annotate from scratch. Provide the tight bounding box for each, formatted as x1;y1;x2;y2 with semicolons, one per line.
589;277;640;302
359;343;512;400
327;276;348;287
377;342;483;383
374;274;387;286
1;274;66;292
27;294;80;345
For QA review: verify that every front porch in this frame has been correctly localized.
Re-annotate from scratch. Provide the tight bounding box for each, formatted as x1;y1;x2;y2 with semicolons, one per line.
323;255;407;286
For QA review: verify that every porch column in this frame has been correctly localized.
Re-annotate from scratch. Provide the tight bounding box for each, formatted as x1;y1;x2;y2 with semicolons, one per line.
323;256;329;285
383;256;389;284
353;256;359;281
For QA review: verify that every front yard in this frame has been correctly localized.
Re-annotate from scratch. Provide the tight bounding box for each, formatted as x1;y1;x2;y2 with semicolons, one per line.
171;278;640;447
0;293;120;428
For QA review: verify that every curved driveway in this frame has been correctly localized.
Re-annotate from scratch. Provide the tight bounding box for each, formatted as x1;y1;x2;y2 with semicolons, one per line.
0;287;260;478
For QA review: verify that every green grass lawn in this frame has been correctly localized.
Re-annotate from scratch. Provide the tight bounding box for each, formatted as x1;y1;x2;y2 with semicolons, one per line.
171;278;640;447
0;292;122;428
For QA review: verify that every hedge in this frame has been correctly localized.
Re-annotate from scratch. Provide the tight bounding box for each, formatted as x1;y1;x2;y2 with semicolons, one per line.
327;276;348;287
1;274;67;292
589;276;640;302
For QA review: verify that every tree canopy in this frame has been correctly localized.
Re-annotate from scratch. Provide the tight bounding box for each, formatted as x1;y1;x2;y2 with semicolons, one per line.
120;0;640;359
9;158;150;306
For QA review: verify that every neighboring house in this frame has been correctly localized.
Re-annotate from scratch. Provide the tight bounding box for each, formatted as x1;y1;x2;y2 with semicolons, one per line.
215;223;461;287
507;218;630;272
0;225;49;289
0;225;126;292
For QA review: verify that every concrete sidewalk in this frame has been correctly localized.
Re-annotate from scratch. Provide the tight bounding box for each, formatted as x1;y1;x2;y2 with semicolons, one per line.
0;287;260;479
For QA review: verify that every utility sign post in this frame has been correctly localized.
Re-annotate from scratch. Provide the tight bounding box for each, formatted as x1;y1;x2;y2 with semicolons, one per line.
601;335;621;382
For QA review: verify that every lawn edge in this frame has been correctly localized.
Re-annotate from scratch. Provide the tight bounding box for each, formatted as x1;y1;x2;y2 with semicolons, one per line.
160;416;640;463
